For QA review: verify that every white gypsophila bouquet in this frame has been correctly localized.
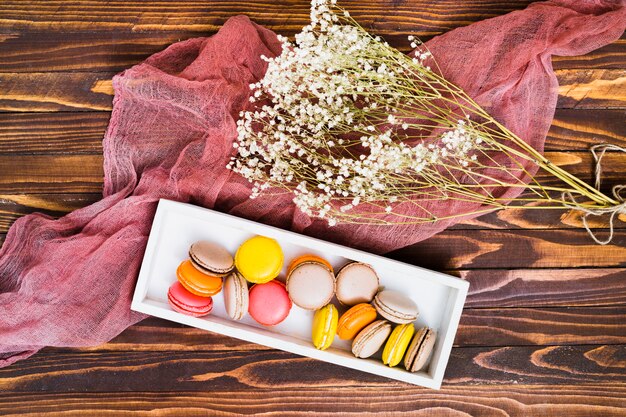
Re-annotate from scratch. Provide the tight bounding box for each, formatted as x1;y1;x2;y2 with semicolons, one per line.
227;0;625;243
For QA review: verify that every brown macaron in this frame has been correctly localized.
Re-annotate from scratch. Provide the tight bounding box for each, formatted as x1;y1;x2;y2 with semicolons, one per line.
189;240;234;276
404;327;437;372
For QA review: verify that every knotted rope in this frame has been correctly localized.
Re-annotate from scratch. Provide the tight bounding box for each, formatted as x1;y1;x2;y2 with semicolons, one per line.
562;144;626;245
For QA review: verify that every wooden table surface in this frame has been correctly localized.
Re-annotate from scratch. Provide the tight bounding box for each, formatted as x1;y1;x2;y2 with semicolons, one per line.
1;1;625;415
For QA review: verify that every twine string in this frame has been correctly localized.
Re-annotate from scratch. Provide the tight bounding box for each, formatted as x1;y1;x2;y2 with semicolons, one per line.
562;144;626;245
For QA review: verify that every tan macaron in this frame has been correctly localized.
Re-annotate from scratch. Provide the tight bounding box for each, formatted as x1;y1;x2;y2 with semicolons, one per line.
372;290;418;324
189;240;234;276
335;262;379;306
404;327;437;372
286;259;335;310
351;320;392;359
223;271;249;320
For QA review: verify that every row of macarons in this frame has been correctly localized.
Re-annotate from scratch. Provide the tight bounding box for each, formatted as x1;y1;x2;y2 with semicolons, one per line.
312;302;436;372
166;235;436;371
167;235;392;323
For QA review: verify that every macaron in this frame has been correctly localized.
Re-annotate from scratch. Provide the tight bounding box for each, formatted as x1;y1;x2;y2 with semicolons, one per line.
288;254;333;272
351;319;392;359
248;280;292;326
235;236;284;284
373;290;419;324
404;327;437;373
167;281;213;317
337;303;378;340
286;255;335;310
311;304;339;350
382;323;415;367
223;271;249;320
189;240;234;276
335;262;379;306
176;259;223;297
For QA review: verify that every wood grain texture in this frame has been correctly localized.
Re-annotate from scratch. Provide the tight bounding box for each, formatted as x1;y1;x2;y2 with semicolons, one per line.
457;307;626;346
392;228;626;269
0;112;108;154
0;154;103;193
0;193;101;232
1;69;625;112
0;0;625;413
462;268;626;308
0;0;536;33
0;344;625;393
4;190;626;235
0;386;625;417
0;32;622;74
1;150;623;192
557;69;626;109
1;109;624;155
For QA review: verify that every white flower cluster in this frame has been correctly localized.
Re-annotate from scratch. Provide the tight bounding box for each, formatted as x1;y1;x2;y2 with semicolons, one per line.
227;0;482;225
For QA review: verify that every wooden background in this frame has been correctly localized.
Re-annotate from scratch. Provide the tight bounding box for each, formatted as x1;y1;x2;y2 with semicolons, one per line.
1;1;625;415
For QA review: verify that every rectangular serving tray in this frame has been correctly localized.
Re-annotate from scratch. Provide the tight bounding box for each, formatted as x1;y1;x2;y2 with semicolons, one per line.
131;199;469;389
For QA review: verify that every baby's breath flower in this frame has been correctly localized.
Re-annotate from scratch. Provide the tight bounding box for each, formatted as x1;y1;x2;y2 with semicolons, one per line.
225;0;612;235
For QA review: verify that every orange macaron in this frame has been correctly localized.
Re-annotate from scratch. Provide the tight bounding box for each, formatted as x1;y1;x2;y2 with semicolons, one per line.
337;303;378;340
176;259;223;297
287;254;333;273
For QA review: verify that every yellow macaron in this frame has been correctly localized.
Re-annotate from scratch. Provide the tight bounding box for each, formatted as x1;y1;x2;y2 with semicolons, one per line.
311;304;338;350
382;323;415;367
235;235;284;284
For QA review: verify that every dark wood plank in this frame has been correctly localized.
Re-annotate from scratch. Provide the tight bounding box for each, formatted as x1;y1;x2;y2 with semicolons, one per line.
457;307;626;346
552;38;626;70
0;73;113;112
0;151;624;244
1;344;625;393
1;385;626;416
546;109;626;150
391;228;626;269
0;193;101;232
3;191;624;236
1;109;624;155
1;32;622;74
462;268;626;308
1;150;622;192
0;112;108;154
0;69;624;112
0;155;103;193
0;0;535;34
4;226;623;269
557;69;626;109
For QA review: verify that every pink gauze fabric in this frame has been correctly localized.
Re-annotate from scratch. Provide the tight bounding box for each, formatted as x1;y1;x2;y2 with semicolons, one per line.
1;0;625;367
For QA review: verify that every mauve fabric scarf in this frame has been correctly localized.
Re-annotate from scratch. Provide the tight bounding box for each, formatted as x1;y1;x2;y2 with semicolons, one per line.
1;0;624;367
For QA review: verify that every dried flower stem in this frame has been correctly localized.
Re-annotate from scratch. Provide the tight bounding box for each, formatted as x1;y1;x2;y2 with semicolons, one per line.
227;0;623;238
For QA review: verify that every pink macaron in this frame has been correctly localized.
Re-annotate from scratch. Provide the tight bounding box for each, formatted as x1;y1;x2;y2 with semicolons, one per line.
168;281;213;317
248;280;292;326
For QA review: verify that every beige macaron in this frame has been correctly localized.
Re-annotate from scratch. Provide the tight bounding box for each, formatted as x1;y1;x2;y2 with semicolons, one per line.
223;271;249;320
335;262;379;306
189;240;234;276
351;319;392;359
404;327;437;372
372;290;419;324
286;261;335;310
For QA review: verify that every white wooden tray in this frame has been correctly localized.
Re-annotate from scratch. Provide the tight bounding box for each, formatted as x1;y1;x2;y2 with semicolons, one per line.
131;199;468;389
